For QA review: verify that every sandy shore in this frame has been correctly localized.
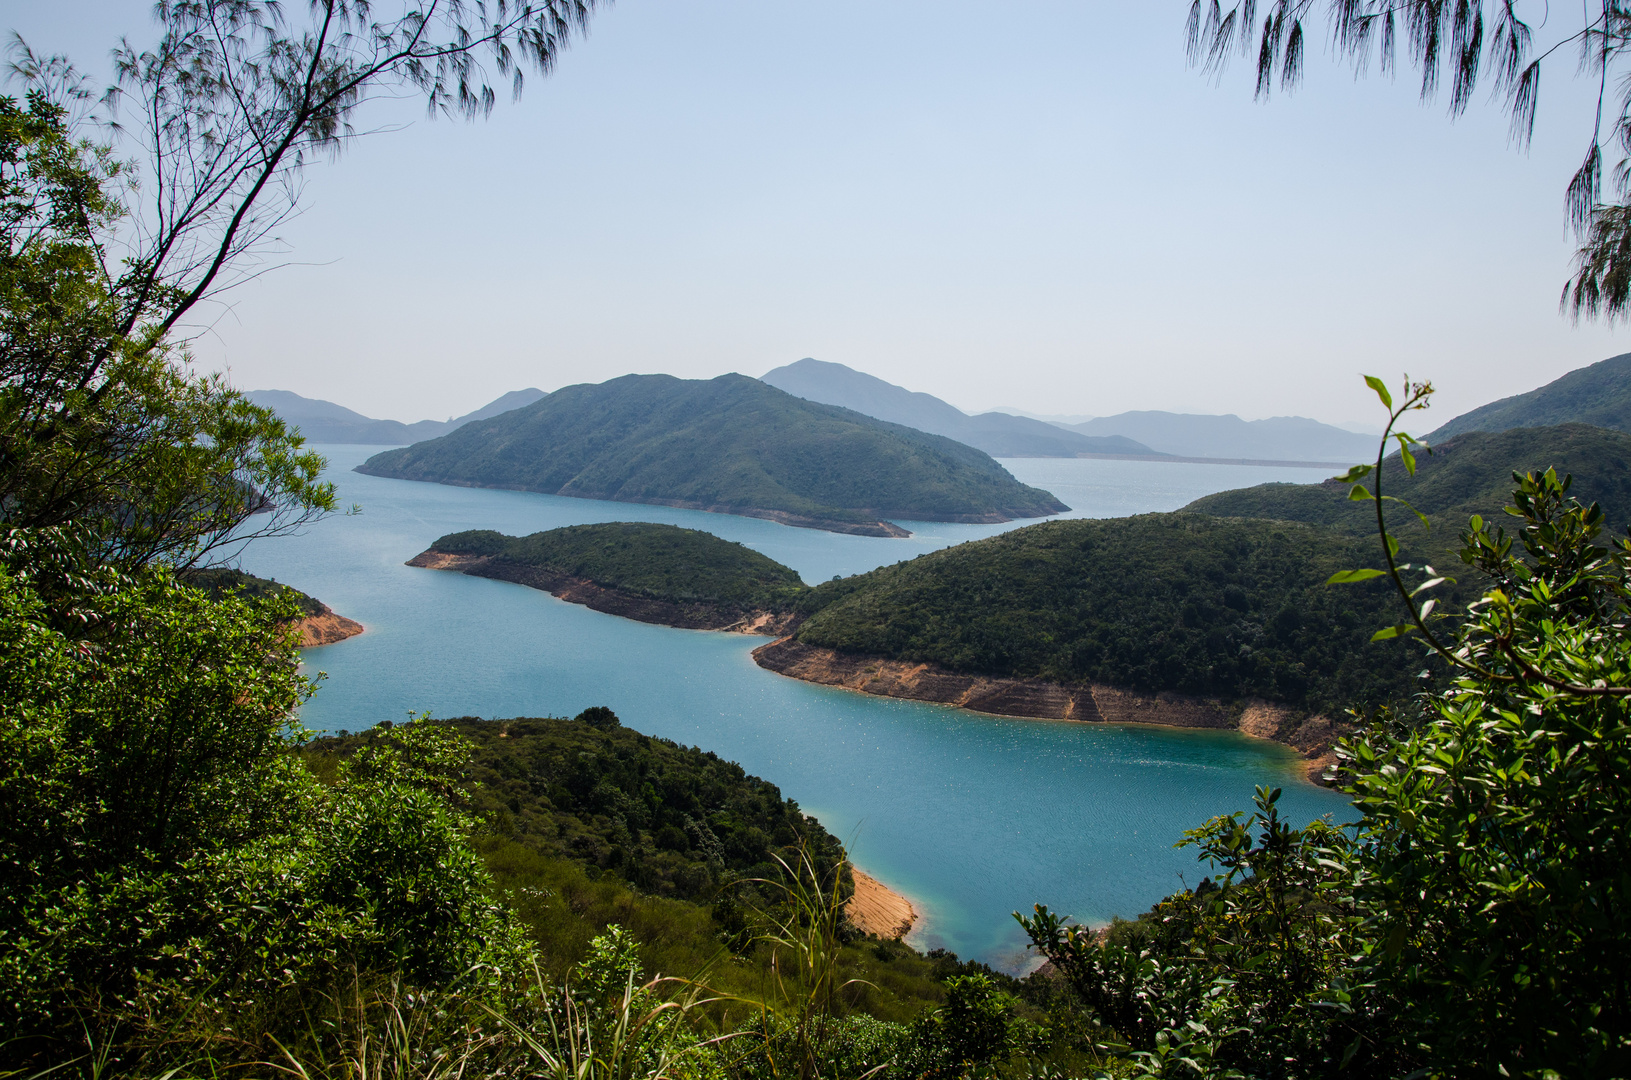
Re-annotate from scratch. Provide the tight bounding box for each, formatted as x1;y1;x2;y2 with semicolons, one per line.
847;867;918;939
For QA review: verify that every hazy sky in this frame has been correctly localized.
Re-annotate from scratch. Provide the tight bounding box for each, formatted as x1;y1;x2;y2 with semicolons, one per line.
6;2;1626;427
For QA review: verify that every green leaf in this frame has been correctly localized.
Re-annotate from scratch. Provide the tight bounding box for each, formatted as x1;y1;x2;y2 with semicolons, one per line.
1398;440;1417;476
1334;463;1374;483
1364;374;1394;411
1349;484;1374;502
1372;624;1415;641
1328;568;1386;584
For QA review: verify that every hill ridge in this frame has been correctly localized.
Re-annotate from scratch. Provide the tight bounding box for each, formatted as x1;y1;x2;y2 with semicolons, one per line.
357;373;1068;535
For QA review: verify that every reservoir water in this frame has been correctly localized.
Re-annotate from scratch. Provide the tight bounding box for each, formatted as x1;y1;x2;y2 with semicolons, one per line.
239;446;1352;970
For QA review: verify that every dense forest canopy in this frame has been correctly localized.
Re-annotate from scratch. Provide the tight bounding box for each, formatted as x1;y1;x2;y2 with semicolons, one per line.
305;713;847;906
792;515;1417;714
431;523;810;610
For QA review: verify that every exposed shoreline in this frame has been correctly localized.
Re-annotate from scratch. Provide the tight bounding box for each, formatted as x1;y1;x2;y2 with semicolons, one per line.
752;638;1345;785
847;867;919;939
406;547;1346;784
294;608;364;647
407;549;802;636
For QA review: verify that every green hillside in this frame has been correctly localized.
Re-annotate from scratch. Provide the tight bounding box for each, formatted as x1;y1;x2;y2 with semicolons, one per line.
790;515;1420;714
430;522;809;610
357;374;1067;535
304;710;843;906
1428;353;1631;439
1182;424;1631;537
181;567;328;616
300;713;1031;1028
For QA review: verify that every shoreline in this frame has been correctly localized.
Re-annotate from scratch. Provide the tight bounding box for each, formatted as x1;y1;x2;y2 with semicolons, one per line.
753;638;1346;786
847;867;919;939
295;608;364;647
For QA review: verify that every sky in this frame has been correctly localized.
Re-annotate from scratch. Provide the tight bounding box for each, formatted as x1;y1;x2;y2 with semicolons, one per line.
4;1;1625;428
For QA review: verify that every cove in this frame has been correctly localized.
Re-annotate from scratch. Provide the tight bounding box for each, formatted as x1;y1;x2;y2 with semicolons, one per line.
238;445;1352;969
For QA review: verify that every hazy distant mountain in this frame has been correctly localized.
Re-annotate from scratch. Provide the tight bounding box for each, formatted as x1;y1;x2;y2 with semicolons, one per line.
246;387;547;444
357;373;1068;536
988;407;1098;425
759;358;1155;458
1427;352;1631;441
1062;411;1377;463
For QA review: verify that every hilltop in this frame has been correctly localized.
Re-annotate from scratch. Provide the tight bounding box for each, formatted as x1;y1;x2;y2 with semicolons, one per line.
759;358;1155;458
1182;424;1631;537
409;522;809;633
358;373;1068;536
247;387;546;444
1427;352;1631;440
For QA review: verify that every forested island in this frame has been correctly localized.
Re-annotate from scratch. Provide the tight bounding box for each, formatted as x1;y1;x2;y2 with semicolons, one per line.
357;373;1068;536
409;522;810;632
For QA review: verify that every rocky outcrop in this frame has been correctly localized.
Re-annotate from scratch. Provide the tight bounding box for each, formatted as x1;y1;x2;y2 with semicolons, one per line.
407;550;802;635
293;608;364;647
847;868;918;939
752;639;1347;784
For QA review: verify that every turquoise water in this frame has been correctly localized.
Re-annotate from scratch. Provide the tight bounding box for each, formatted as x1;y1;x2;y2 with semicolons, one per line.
238;447;1351;970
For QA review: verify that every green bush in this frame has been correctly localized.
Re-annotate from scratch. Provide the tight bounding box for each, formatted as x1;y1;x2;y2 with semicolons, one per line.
0;534;524;1064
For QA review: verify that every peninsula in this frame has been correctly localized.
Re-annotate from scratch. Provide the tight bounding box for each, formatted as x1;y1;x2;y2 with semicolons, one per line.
409;521;1398;781
408;522;808;633
184;568;363;647
357;373;1068;536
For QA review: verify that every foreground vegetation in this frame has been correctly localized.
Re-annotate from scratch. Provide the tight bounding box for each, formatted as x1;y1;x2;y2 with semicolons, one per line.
357;373;1068;533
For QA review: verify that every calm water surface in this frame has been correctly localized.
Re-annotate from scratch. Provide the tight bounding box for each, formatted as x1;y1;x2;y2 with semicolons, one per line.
239;447;1351;969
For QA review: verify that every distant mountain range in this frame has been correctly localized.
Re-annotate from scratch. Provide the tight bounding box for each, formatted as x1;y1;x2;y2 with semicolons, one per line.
759;358;1156;458
356;373;1068;536
1427;352;1631;441
245;388;547;444
1058;411;1379;464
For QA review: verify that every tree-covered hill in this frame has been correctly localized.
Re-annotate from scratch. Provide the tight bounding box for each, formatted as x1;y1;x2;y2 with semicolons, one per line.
429;523;809;611
788;515;1418;715
1427;353;1631;440
1182;424;1631;537
357;373;1068;536
182;566;329;616
304;710;844;906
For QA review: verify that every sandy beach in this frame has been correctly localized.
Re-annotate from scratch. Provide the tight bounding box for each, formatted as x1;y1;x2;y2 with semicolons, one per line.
847;867;918;939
